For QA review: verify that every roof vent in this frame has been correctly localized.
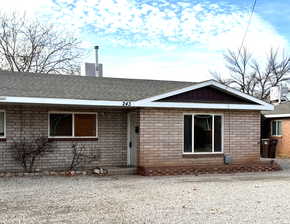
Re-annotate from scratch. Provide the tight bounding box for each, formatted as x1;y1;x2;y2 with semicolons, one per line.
81;63;96;77
81;46;103;77
270;85;289;104
94;46;103;77
270;86;280;103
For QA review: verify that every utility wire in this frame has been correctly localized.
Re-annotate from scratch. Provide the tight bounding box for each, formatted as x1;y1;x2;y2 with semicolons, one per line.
237;0;257;60
228;0;256;156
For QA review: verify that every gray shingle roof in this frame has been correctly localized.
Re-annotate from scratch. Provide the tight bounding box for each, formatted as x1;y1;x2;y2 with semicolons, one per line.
0;71;195;101
263;101;290;115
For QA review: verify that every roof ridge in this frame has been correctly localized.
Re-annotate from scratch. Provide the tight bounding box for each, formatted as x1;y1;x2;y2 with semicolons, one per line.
0;71;196;84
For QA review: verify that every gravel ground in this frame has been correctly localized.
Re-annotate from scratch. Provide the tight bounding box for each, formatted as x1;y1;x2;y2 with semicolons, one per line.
1;170;290;224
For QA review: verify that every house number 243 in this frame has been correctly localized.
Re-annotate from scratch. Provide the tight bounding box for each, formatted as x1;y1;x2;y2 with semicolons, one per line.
122;101;132;107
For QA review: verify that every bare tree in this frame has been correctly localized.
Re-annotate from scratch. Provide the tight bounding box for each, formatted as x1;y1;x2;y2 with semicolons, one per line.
212;47;290;100
0;11;83;74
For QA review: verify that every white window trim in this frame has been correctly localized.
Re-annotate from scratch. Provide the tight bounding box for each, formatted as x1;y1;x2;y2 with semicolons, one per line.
48;111;98;138
271;120;282;137
0;110;6;139
183;113;224;154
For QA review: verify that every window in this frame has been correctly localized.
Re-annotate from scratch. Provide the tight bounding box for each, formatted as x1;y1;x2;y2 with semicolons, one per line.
0;111;5;138
74;114;97;137
183;114;223;153
49;112;97;138
184;115;192;153
50;114;73;136
271;120;282;136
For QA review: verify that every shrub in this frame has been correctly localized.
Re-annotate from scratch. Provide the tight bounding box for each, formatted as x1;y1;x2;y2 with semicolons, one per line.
10;136;54;172
69;143;100;171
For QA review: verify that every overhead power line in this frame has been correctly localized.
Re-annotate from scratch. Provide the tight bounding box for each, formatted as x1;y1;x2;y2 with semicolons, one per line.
237;0;257;59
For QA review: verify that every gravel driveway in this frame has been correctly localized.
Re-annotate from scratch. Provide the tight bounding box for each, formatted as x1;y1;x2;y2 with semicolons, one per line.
1;171;290;224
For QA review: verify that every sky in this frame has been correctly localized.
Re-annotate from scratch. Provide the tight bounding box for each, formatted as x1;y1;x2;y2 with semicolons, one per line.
2;0;290;82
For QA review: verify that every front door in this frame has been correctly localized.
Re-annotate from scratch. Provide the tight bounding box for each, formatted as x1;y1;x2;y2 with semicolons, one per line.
127;112;138;166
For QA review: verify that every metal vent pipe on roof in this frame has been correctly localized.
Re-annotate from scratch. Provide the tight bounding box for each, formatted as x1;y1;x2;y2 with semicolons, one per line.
94;45;103;77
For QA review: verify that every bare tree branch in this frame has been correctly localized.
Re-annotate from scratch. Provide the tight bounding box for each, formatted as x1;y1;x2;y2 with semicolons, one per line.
0;11;84;74
214;47;290;100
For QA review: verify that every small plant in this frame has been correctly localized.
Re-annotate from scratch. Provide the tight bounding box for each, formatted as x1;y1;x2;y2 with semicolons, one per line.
10;136;54;173
69;143;100;171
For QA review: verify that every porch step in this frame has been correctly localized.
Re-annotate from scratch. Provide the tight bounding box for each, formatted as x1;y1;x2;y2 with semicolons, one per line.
106;167;137;175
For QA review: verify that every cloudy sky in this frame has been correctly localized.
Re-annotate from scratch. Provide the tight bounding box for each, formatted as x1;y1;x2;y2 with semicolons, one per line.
2;0;290;81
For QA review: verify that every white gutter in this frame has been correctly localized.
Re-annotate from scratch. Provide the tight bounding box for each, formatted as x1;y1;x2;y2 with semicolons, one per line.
0;96;273;110
134;101;273;111
264;114;290;118
0;96;124;107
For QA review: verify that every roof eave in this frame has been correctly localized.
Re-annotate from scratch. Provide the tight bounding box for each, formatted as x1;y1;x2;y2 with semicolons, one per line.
264;114;290;118
134;102;273;110
0;96;273;111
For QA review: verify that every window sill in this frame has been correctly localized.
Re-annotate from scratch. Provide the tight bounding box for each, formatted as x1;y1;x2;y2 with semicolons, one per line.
183;153;224;158
48;138;98;141
271;135;282;138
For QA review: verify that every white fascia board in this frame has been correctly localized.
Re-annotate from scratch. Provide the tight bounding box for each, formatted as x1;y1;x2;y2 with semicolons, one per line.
264;114;290;118
0;95;274;110
0;96;125;107
135;80;272;109
134;102;274;111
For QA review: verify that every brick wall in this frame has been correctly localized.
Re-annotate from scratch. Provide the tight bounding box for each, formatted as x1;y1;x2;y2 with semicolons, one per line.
138;108;261;168
0;105;262;173
0;105;127;172
270;118;290;158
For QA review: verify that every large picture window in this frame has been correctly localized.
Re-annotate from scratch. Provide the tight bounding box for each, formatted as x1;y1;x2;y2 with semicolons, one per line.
49;112;97;138
271;120;282;136
184;114;223;153
0;111;5;138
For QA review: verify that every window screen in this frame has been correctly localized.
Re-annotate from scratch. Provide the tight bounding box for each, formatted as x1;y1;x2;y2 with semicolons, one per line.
271;120;282;136
214;115;222;152
50;114;73;136
74;114;96;137
277;121;282;135
194;115;212;153
184;115;192;153
0;112;4;137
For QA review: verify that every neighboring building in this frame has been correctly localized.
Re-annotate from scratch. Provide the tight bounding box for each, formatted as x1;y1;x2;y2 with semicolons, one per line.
0;71;274;175
263;102;290;158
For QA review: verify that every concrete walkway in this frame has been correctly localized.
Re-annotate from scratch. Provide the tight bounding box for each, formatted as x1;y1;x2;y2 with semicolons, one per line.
275;158;290;169
261;157;290;170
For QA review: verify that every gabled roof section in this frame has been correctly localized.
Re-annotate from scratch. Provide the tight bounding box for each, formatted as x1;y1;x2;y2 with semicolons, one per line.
135;80;273;110
155;86;258;104
0;72;273;111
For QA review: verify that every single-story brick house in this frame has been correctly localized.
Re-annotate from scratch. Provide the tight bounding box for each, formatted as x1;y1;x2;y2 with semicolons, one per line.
262;102;290;158
0;71;275;175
